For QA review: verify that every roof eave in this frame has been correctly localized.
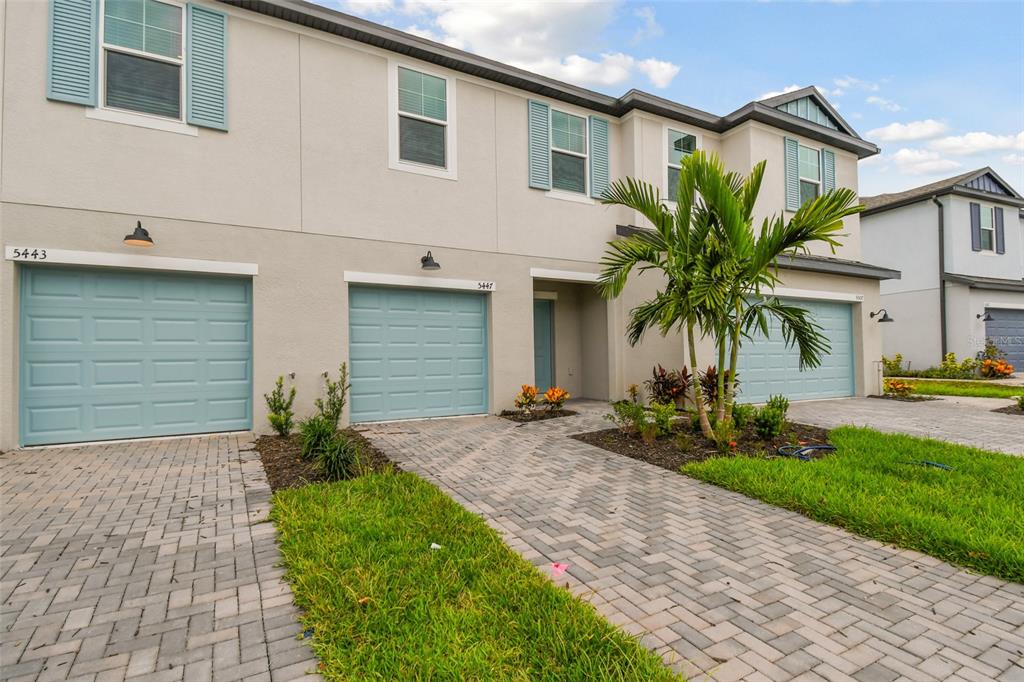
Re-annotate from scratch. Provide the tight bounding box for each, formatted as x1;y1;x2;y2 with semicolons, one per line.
943;273;1024;293
725;104;879;159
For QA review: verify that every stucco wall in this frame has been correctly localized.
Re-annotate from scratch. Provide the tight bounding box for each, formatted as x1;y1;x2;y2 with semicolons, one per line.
945;196;1024;279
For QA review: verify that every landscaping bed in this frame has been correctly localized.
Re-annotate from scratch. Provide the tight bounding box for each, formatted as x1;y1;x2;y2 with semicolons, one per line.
683;426;1024;583
573;421;830;471
272;472;681;680
255;429;394;492
993;404;1024;417
499;409;577;423
869;394;940;403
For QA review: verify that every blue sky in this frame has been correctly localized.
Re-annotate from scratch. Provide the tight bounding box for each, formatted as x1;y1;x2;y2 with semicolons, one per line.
326;0;1024;196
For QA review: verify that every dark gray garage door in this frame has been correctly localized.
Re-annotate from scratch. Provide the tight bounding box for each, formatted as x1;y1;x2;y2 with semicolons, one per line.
985;308;1024;369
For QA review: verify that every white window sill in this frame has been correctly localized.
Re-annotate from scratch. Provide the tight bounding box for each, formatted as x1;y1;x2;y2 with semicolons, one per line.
546;190;595;205
976;250;1002;257
388;159;458;181
86;107;198;136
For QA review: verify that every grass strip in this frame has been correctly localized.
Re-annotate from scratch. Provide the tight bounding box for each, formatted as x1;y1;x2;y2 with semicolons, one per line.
683;426;1024;583
272;472;682;680
901;379;1023;399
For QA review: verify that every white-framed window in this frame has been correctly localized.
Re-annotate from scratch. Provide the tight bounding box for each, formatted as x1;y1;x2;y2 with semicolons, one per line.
388;61;457;180
798;144;820;205
100;0;185;121
666;128;697;199
979;206;995;251
550;109;587;194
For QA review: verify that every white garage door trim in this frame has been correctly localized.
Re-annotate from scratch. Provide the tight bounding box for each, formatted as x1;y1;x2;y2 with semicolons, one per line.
344;271;496;292
5;246;259;276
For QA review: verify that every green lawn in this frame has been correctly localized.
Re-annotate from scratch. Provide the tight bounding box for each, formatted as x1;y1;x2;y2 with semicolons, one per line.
902;379;1023;399
683;427;1024;583
271;472;682;681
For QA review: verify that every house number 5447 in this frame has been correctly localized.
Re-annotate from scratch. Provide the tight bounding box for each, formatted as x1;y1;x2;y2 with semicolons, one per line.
477;281;494;290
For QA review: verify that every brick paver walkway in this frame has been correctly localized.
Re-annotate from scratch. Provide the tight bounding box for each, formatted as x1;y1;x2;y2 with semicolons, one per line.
0;436;319;682
789;397;1023;455
362;402;1024;682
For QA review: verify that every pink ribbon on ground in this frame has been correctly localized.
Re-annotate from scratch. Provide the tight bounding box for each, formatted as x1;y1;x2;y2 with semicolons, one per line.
550;562;569;576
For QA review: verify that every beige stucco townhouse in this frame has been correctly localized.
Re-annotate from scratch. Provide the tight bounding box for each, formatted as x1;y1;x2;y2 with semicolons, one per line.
0;0;899;448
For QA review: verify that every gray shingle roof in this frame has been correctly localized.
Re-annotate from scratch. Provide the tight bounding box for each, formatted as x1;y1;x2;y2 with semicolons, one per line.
861;167;1024;214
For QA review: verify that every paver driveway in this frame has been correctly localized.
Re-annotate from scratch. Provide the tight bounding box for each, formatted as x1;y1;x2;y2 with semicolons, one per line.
362;402;1024;682
789;397;1023;455
0;435;319;682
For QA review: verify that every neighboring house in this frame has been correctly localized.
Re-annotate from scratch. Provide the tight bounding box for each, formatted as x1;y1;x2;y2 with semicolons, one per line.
0;0;898;449
861;168;1024;370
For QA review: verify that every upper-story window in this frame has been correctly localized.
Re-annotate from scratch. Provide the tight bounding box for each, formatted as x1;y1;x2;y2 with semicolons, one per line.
979;206;995;251
102;0;185;120
798;144;820;204
666;129;696;198
389;62;457;180
550;110;587;194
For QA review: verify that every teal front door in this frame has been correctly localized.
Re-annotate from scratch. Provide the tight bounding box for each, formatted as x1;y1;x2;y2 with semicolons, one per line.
736;299;854;403
19;266;253;446
533;299;555;391
348;286;488;422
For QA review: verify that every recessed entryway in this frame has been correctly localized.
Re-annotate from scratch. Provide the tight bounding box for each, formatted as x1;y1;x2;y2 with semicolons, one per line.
19;266;253;446
533;299;555;391
348;285;489;422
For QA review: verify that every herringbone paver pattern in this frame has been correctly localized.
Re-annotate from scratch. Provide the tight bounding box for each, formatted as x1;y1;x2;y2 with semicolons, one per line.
0;435;320;682
362;402;1024;682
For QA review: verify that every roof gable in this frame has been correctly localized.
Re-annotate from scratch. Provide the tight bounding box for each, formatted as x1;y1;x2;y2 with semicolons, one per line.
758;86;857;137
963;171;1014;196
861;167;1024;214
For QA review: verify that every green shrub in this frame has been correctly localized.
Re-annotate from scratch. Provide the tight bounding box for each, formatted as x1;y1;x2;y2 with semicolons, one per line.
318;432;361;480
605;400;650;436
649;402;676;437
753;407;785;440
316;363;351;428
264;375;297;437
688;409;716;432
731;403;755;430
765;394;789;419
1016;395;1024;410
712;420;736;453
299;414;336;460
881;354;904;377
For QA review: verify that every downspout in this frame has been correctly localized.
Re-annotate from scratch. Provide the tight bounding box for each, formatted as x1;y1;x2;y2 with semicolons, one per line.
932;196;947;357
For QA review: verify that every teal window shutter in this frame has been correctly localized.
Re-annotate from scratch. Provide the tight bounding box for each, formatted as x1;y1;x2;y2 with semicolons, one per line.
784;137;800;211
527;100;551;190
187;4;227;130
47;0;99;106
822;149;836;193
589;116;609;199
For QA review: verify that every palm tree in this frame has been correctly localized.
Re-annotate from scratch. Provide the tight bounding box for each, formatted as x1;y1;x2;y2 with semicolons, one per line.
598;151;862;441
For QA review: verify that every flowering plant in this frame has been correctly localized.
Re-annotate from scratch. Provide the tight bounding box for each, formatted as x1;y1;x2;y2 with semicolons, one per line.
542;386;571;411
883;379;913;398
980;358;1014;378
514;385;539;413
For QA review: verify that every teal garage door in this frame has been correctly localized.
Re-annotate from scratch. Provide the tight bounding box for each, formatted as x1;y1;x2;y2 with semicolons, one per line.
348;286;488;422
19;267;253;446
736;299;854;403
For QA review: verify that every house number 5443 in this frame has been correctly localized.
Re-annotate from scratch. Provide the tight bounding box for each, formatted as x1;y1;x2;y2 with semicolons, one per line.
11;248;47;260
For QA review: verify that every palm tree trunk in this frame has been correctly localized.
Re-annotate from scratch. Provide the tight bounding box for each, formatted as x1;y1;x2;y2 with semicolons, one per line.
724;303;742;422
687;321;714;440
715;337;727;423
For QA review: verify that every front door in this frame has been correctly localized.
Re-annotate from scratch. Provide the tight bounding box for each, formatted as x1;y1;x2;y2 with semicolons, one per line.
533;299;555;391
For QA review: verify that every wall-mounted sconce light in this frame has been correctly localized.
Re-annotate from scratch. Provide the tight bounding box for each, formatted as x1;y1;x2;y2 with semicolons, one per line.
869;308;894;323
123;221;154;247
420;250;441;270
977;311;993;322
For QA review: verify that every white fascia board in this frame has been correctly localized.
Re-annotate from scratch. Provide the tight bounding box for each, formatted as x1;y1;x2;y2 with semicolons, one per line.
344;271;496;292
764;286;863;303
5;246;258;276
529;268;600;283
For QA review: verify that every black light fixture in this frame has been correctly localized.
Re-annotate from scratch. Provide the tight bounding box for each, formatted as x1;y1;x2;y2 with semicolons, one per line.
977;311;994;322
420;250;440;270
870;308;894;323
123;221;154;247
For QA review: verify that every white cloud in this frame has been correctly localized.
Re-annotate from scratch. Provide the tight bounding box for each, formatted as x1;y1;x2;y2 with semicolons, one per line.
758;84;801;100
1003;153;1024;166
929;131;1024;156
339;0;394;13
866;96;902;112
833;76;880;93
866;119;949;142
890;148;961;175
357;1;679;89
631;6;663;43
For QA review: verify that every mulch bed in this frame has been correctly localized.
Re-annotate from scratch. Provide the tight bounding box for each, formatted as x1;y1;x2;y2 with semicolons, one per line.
869;394;941;403
992;404;1024;416
255;429;395;492
572;420;830;472
499;409;578;423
